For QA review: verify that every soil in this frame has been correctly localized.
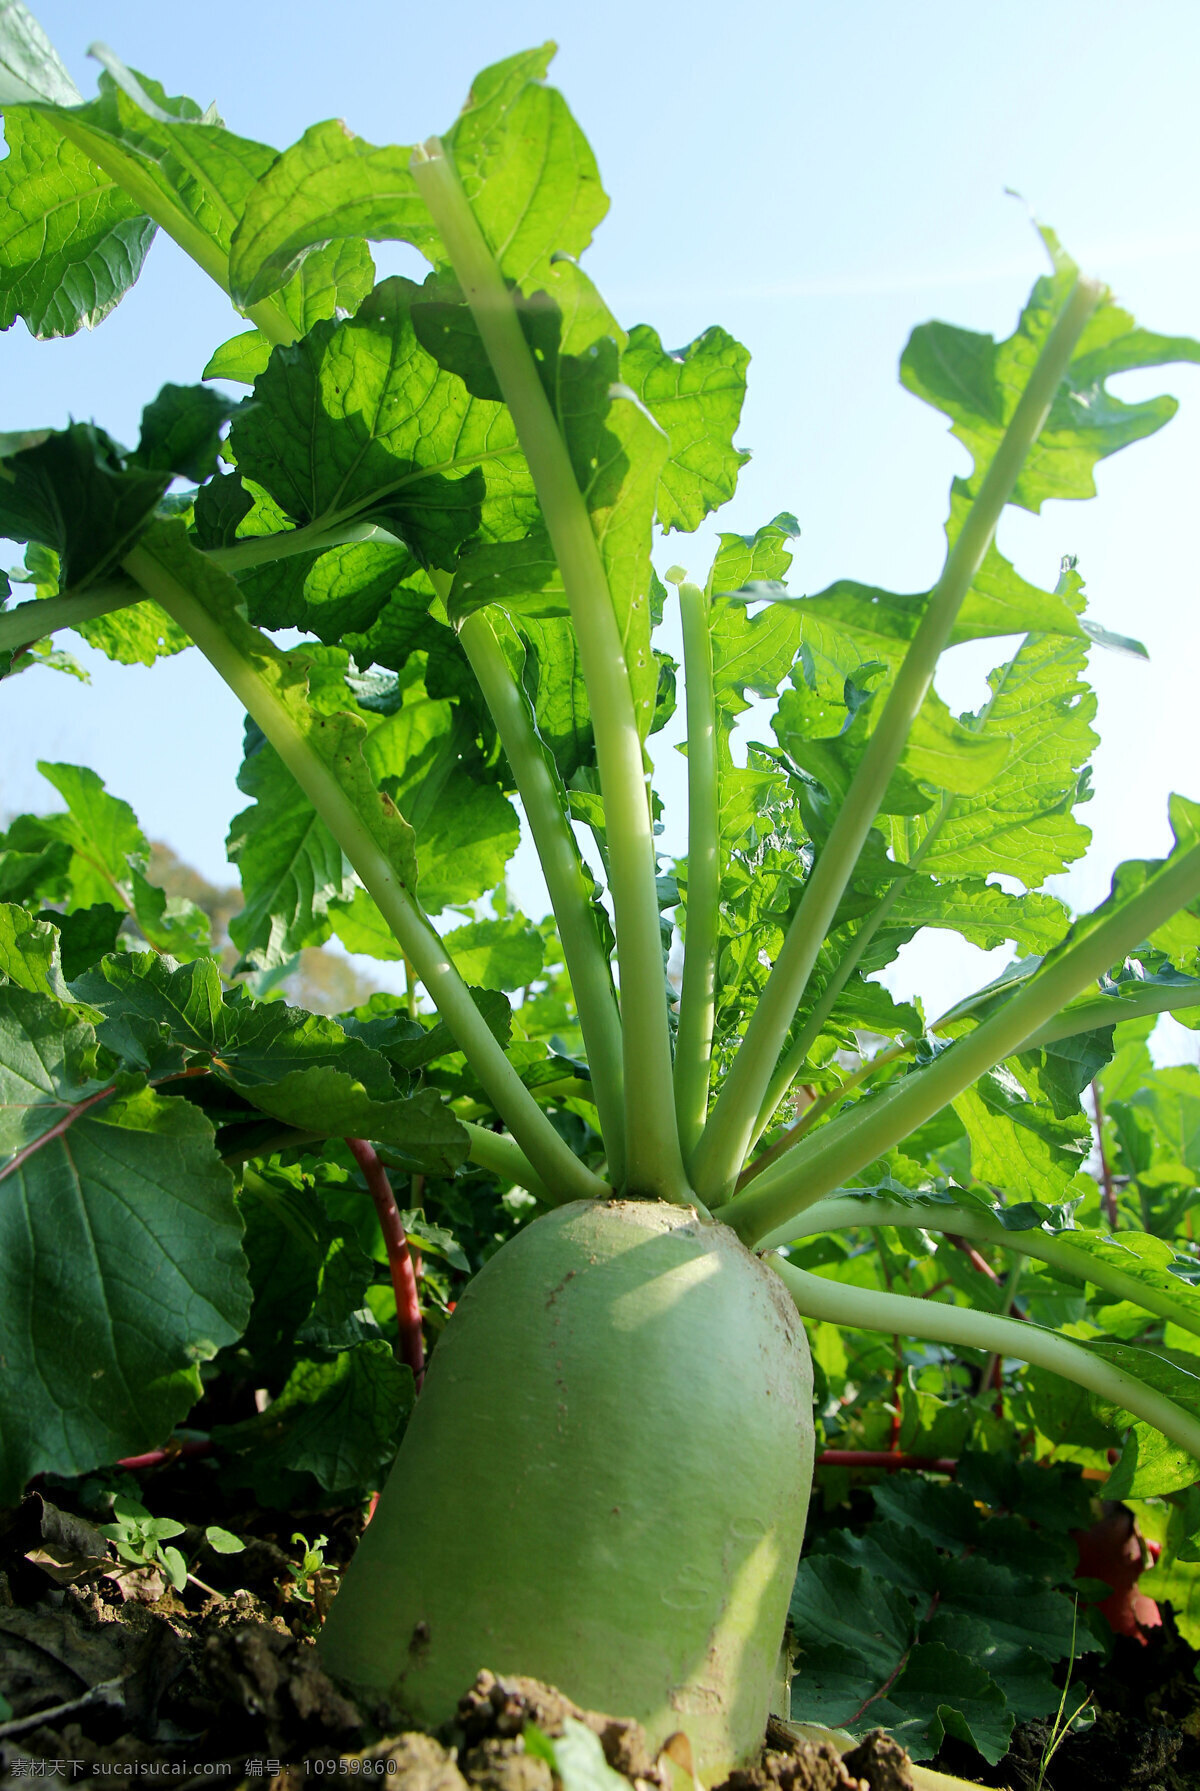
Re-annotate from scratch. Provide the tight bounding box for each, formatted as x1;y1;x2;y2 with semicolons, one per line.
932;1607;1200;1791
3;1479;1198;1791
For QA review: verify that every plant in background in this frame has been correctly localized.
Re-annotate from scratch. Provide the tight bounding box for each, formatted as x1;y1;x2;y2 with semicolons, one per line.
3;2;1200;1780
99;1495;243;1595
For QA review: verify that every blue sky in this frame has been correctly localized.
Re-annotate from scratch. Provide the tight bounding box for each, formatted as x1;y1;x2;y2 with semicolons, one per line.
3;0;1198;1032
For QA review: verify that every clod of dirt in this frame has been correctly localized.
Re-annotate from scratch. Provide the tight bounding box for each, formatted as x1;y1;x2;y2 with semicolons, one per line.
998;1708;1184;1790
287;1734;470;1791
189;1620;363;1753
841;1731;913;1791
458;1735;555;1791
455;1670;658;1781
714;1734;861;1791
716;1721;914;1791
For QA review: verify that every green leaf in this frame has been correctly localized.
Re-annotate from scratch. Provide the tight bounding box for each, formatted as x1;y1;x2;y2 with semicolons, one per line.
442;916;545;990
74;599;192;667
72;949;394;1097
33;62;279;298
710;512;799;594
213;1341;414;1500
295;1230;382;1354
789;1556;1012;1764
1105;1421;1196;1499
1045;1227;1200;1344
244;1068;468;1171
1084;1337;1200;1480
235;1166;351;1377
578;383;666;742
5;762;209;953
239;541;419;643
36;903;123;981
73;952;466;1168
515;614;595;782
442;46;608;294
0;984;249;1501
129;867;211;960
906;628;1097;887
135;523;426;970
619;323;750;533
360;675;519;911
447;528;564;625
26;759;146;906
0;901;61;992
228;724;355;969
161;1544;187;1591
135;382;236;482
0;1;81;105
952;1064;1090;1205
551;1719;631;1791
1132;1066;1200;1174
0;423;167;591
789;1553;915;1717
875;1643;1013;1765
228;118;436;309
203;1525;244;1554
902;229;1200;514
230;275;530;568
0;106;154;337
887;876;1069;957
1139;1500;1200;1647
205;236;376;382
341;985;512;1073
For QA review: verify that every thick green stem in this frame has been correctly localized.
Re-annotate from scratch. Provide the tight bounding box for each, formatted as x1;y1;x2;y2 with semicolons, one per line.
980;1257;1024;1397
52;115;297;346
124;544;606;1205
738;1043;909;1193
460;1121;550;1203
410;141;686;1204
748;625;1043;1153
0;584;139;655
455;607;626;1184
1025;984;1200;1046
772;1255;1200;1462
674;580;720;1165
693;276;1104;1204
205;519;400;573
720;835;1200;1245
0;524;401;658
761;1195;1200;1343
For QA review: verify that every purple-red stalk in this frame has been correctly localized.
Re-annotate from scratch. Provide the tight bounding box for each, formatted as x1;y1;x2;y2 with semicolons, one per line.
116;1437;212;1471
817;1449;958;1474
1092;1080;1119;1229
346;1137;425;1390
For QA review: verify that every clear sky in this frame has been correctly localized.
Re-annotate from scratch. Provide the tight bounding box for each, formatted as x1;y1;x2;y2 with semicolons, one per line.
3;0;1198;1039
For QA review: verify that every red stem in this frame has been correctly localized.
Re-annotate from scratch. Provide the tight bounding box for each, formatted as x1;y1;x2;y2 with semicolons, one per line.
116;1437;212;1470
0;1082;118;1185
346;1137;425;1390
947;1233;1000;1282
817;1450;958;1473
1092;1080;1119;1229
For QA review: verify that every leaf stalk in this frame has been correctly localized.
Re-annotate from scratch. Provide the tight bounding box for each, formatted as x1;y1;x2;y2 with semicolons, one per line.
454;606;626;1184
760;1195;1200;1341
410;139;687;1203
773;1255;1200;1463
673;580;721;1164
720;833;1200;1245
693;274;1104;1203
124;542;606;1205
